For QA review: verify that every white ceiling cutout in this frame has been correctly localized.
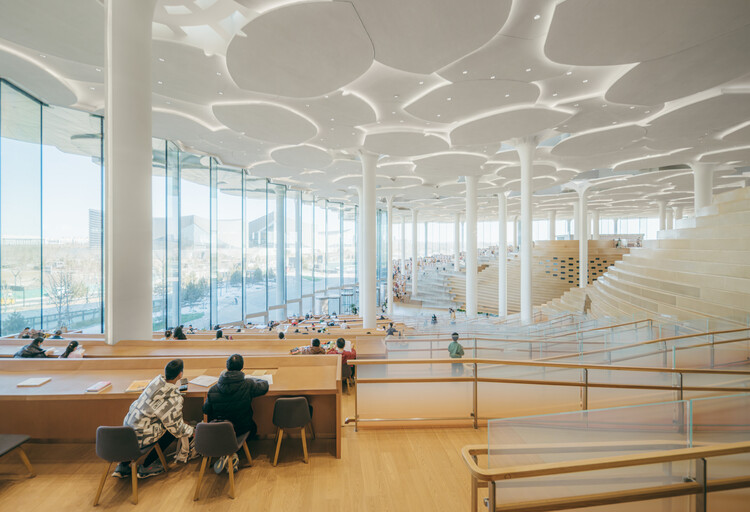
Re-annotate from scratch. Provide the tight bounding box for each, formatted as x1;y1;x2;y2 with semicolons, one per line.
226;2;373;97
612;149;697;172
503;175;557;192
606;26;750;106
556;98;662;134
494;163;557;181
413;152;488;181
364;131;449;157
647;93;750;147
551;125;647;157
545;0;750;65
404;79;539;124
271;144;332;169
152;109;214;142
377;162;416;178
0;0;104;66
349;0;512;74
450;107;572;146
439;34;564;83
213;102;317;144
721;123;750;145
0;48;77;106
249;160;299;179
698;146;750;164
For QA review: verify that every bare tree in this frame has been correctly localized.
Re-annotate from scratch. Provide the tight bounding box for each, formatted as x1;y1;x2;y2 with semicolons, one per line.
45;269;85;327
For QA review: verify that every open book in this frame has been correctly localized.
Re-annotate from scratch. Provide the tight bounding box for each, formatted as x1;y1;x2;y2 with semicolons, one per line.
125;380;150;393
189;375;219;387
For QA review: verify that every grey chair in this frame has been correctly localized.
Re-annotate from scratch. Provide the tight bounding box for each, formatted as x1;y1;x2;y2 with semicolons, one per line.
272;397;313;466
0;434;34;477
93;426;167;506
193;421;252;501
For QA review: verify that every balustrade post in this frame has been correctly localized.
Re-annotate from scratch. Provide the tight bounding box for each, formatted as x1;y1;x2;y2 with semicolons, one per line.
582;368;589;410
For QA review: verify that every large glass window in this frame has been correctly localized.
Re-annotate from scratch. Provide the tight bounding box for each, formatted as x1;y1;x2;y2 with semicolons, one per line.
179;153;211;329
301;195;315;300
244;178;267;317
326;202;341;290
1;82;42;334
285;189;301;316
216;167;243;324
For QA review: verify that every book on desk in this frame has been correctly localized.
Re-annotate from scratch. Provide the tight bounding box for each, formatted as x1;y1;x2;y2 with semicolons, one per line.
17;377;51;387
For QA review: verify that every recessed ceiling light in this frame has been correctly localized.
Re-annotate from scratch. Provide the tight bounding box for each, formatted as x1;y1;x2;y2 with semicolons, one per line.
158;57;165;62
352;132;356;135
330;117;335;121
462;70;468;75
565;71;572;76
436;114;441;118
582;79;589;83
324;95;329;99
446;97;452;101
505;93;510;98
611;121;617;124
602;104;607;107
216;72;221;76
552;93;558;97
573;103;579;107
399;120;404;123
629;106;635;110
645;110;651;114
218;91;223;95
533;14;541;20
157;81;163;85
418;81;424;85
525;68;532;72
391;111;396;115
89;86;95;91
95;67;101;72
166;101;171;105
39;54;46;58
490;75;496;80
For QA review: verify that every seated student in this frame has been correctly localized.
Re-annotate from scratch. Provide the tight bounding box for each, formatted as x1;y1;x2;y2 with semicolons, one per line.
17;327;31;339
113;359;194;479
164;329;173;340
14;337;51;358
202;354;269;473
326;338;356;369
173;325;187;340
216;329;225;340
385;323;397;336
214;324;221;330
59;340;84;359
340;320;349;329
50;329;64;340
278;332;285;340
187;325;196;334
290;338;326;355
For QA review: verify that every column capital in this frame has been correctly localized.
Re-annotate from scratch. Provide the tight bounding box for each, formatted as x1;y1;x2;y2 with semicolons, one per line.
509;135;539;149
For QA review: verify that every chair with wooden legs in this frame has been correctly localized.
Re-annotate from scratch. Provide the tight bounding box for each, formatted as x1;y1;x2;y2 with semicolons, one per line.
193;421;252;501
0;434;35;477
272;397;313;466
93;426;168;506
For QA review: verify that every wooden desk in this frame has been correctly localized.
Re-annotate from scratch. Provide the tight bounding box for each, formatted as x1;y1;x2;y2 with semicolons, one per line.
0;356;342;458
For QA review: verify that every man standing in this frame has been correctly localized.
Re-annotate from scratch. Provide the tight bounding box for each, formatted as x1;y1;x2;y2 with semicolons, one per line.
202;354;269;473
114;359;194;479
448;332;465;377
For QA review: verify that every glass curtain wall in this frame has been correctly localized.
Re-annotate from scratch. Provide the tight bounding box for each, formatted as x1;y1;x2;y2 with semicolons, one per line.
0;80;104;335
285;189;301;317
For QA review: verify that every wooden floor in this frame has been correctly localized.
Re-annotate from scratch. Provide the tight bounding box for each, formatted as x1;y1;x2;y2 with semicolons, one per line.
0;392;485;511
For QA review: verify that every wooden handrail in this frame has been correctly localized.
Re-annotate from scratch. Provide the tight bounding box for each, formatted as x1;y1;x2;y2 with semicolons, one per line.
545;318;652;339
462;440;750;482
347;356;750;376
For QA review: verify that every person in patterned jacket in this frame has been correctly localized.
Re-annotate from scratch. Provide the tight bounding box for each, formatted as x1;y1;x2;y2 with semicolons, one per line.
112;359;195;480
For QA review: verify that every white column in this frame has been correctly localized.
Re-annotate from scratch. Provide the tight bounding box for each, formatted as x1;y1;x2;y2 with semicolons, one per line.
512;215;518;249
386;196;394;317
400;215;406;270
354;185;363;315
453;211;461;271
666;206;674;230
689;163;714;216
548;210;556;240
275;190;285;310
411;208;419;298
105;0;157;343
497;193;507;317
465;175;479;318
572;202;579;240
592;210;600;240
514;137;537;323
674;206;683;221
578;189;589;289
360;151;377;329
657;201;667;231
424;221;429;258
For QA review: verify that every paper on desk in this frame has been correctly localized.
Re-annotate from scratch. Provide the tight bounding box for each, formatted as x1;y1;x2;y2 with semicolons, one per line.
246;374;273;385
190;375;219;387
17;377;51;387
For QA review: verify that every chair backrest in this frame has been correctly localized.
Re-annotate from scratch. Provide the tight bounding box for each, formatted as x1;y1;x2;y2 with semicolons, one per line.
272;397;312;429
342;362;352;380
95;426;142;463
194;422;240;458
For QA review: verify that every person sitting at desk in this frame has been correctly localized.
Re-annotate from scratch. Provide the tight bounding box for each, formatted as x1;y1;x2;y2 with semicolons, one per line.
216;329;225;340
326;338;356;370
202;354;269;474
14;337;51;358
113;359;195;480
187;325;195;334
173;325;187;340
164;329;173;340
278;332;285;340
50;329;64;339
59;340;84;359
340;320;349;329
17;327;31;339
386;323;397;336
290;338;326;355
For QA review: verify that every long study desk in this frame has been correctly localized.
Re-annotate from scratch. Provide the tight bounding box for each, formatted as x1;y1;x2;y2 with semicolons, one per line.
0;355;342;458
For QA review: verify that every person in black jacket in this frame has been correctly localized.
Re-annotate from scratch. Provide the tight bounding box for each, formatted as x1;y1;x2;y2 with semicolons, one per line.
202;354;269;438
14;337;50;358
